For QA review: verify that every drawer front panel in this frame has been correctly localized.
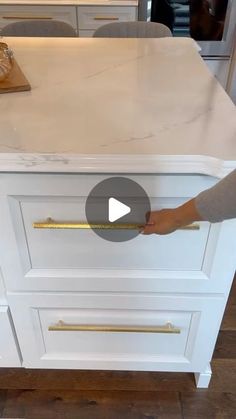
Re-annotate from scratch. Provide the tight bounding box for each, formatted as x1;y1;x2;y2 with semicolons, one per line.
79;29;94;37
8;293;224;371
78;6;137;30
18;197;209;271
2;173;236;293
0;5;77;31
0;306;21;367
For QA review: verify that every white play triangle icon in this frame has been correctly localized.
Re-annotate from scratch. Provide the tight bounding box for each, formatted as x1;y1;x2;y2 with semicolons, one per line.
109;197;131;223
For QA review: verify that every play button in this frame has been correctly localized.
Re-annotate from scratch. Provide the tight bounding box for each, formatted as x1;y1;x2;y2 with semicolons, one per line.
85;176;150;242
109;198;131;222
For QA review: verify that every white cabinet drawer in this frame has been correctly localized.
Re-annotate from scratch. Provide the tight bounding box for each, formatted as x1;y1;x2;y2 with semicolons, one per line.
0;306;21;367
2;173;236;294
18;197;209;271
0;5;77;31
79;29;94;37
78;6;137;30
8;293;224;371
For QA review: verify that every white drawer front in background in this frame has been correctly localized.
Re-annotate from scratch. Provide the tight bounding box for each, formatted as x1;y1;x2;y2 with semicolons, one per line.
0;306;21;367
0;5;77;31
1;173;236;294
79;30;94;38
78;6;137;30
8;293;224;371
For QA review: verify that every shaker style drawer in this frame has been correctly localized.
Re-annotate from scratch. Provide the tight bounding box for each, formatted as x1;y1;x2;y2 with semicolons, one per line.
3;172;232;293
0;5;77;31
0;306;21;367
8;293;224;371
16;197;209;272
78;6;137;31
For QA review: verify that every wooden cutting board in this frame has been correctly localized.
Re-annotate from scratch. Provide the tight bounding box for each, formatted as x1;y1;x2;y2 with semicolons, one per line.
0;58;31;94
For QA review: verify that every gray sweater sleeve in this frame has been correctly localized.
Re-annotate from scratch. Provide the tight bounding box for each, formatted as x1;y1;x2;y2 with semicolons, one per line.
195;169;236;223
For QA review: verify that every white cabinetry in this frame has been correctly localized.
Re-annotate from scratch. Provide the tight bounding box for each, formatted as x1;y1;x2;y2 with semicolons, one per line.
0;5;77;32
1;172;235;387
0;306;21;367
78;5;137;37
1;174;235;294
8;293;224;371
0;4;138;38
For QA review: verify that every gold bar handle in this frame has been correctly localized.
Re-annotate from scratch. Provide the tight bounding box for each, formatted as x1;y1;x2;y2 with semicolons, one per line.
93;16;119;21
33;218;200;231
2;15;53;20
33;218;142;230
49;320;180;334
179;224;200;230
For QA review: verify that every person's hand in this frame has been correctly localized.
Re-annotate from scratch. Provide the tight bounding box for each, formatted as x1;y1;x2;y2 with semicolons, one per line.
142;209;182;235
142;199;202;235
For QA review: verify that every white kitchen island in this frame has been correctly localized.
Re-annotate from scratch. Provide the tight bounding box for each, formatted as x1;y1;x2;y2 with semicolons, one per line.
0;37;236;387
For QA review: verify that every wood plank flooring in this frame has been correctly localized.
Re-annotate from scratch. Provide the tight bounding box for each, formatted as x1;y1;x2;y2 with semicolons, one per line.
0;277;235;419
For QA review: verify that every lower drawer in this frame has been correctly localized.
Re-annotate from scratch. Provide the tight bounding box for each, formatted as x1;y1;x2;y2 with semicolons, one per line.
0;306;21;367
9;293;224;371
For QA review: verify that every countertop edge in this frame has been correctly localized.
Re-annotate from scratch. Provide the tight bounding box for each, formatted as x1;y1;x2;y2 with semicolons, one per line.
0;154;235;178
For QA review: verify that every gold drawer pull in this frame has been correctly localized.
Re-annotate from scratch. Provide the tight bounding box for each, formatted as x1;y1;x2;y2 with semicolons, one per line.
179;224;200;230
33;218;200;231
33;218;142;230
2;15;53;20
49;320;181;334
93;16;119;21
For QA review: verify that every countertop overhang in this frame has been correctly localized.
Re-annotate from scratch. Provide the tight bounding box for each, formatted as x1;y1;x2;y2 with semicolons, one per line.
0;37;236;177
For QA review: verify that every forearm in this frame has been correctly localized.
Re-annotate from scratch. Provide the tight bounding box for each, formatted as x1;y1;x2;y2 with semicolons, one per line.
173;198;203;227
175;170;236;225
143;169;236;235
195;169;236;223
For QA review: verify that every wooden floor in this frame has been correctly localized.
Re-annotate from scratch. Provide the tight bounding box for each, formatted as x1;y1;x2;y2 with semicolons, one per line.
0;278;235;419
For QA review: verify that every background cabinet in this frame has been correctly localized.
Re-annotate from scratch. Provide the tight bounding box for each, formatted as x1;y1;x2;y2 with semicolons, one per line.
0;4;138;37
78;5;137;37
0;5;77;32
0;3;233;90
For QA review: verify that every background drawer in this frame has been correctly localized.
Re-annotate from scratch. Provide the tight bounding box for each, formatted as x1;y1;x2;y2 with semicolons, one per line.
0;5;77;31
8;293;224;371
78;6;137;30
78;29;94;37
0;306;21;367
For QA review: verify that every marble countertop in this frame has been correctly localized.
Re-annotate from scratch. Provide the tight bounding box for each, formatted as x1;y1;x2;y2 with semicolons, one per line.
0;37;236;177
0;0;138;5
